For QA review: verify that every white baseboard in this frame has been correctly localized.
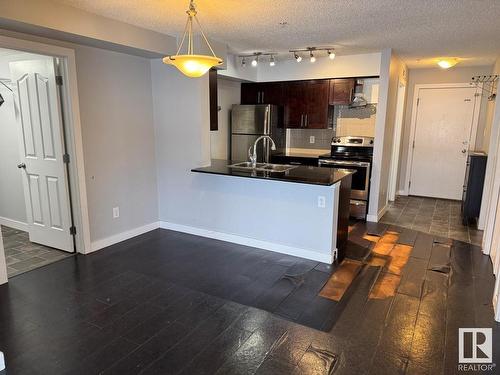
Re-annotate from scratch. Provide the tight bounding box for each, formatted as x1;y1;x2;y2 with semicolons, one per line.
0;216;28;232
366;204;389;223
159;221;334;264
89;222;160;254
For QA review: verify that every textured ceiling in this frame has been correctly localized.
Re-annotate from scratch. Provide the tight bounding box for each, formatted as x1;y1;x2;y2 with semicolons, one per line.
53;0;500;67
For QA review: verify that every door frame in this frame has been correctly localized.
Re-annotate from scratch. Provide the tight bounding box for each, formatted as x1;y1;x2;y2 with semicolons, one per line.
0;35;91;256
403;83;482;196
388;79;406;201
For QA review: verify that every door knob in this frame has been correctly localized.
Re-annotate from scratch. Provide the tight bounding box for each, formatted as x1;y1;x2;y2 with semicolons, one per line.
17;163;26;169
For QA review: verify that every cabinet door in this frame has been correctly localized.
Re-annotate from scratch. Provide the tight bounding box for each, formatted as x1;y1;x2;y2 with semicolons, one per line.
284;82;306;128
260;83;283;105
329;79;355;105
241;83;260;104
305;80;329;129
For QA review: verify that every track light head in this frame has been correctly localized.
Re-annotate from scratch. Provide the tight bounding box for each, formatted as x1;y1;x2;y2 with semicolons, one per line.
294;53;302;62
309;51;316;63
241;58;246;67
251;57;258;67
269;55;275;67
328;50;336;60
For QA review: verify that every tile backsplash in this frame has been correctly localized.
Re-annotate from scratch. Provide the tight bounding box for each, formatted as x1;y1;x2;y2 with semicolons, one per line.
286;104;377;149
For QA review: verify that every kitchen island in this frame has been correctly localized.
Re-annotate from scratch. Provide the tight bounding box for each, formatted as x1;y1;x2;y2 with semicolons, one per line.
189;160;354;263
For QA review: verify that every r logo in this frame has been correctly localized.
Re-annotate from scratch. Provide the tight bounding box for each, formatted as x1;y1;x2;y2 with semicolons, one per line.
459;328;493;363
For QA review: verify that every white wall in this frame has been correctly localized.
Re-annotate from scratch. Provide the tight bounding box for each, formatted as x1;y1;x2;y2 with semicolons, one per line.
152;60;338;262
0;59;25;224
0;0;176;57
479;59;500;231
397;65;493;192
75;44;159;243
0;30;160;246
257;52;381;82
210;78;241;159
0;229;6;285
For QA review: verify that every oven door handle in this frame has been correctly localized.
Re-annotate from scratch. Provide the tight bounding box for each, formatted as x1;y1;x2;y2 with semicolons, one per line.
319;159;370;167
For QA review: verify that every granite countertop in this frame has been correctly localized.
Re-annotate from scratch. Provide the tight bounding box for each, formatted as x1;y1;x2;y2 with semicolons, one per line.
191;159;355;186
274;148;330;158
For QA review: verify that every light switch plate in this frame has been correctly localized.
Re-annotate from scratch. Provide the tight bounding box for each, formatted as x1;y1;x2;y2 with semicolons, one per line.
309;136;315;144
317;196;326;208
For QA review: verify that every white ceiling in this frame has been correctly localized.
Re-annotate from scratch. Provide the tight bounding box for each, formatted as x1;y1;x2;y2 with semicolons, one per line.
54;0;500;68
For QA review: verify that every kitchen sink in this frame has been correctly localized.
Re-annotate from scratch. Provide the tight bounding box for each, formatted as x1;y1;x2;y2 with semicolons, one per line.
228;162;297;173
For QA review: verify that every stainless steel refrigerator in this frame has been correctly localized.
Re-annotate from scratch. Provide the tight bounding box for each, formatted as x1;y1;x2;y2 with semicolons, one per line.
230;104;284;162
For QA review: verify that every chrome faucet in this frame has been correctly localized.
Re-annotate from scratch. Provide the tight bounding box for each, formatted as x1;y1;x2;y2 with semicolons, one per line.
248;136;276;167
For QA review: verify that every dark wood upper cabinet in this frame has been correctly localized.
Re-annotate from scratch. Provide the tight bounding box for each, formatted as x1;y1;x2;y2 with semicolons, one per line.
284;82;307;128
283;80;329;129
329;78;356;105
305;80;329;129
241;82;283;105
209;68;218;131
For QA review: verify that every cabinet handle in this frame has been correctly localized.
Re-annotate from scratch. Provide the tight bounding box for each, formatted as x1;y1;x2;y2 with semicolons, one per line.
305;114;308;127
261;92;265;103
289;162;302;165
300;114;303;127
257;92;261;103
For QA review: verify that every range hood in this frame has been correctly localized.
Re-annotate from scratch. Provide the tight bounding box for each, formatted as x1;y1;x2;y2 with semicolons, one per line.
350;80;368;108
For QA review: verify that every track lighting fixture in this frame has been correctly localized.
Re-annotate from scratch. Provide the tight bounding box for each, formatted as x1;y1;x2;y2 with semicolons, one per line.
241;58;246;67
251;57;258;67
294;53;302;62
328;50;336;60
270;55;276;66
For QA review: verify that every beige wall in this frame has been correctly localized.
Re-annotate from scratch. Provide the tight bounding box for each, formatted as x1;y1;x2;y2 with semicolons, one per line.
397;65;493;192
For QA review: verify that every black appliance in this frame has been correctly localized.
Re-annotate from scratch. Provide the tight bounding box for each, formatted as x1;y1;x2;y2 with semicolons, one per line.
318;136;374;219
462;152;487;225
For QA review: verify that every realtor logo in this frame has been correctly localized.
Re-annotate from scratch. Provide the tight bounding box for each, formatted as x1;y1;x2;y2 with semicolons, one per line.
459;328;493;363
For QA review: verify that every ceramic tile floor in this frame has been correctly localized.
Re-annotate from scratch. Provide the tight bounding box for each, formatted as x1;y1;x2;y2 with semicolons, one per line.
0;223;497;374
1;225;73;277
380;196;483;245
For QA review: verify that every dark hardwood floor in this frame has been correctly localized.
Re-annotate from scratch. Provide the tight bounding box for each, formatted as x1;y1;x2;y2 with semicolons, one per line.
0;222;498;374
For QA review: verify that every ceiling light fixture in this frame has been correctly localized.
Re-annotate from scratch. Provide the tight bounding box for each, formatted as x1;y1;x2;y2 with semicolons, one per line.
163;0;223;78
294;52;302;62
437;59;458;69
328;50;336;60
270;55;276;67
252;56;258;67
310;51;316;63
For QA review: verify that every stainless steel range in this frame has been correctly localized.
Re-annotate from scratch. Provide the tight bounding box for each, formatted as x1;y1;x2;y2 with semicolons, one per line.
318;136;374;219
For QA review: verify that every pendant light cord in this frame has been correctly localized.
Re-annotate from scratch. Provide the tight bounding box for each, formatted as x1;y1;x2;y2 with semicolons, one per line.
172;0;219;59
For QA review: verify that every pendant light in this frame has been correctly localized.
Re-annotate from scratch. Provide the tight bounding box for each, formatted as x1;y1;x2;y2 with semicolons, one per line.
163;0;223;78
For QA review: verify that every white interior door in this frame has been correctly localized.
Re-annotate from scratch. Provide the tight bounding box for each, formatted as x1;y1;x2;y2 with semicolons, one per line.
10;58;74;252
409;86;477;200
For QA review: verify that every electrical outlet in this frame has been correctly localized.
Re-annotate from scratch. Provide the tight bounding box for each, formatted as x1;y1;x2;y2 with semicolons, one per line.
317;196;326;208
113;206;120;219
309;136;315;144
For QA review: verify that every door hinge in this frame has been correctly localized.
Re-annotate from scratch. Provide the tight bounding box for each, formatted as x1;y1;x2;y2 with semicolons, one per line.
408;180;412;188
416;98;420;106
474;93;481;97
412;140;415;149
70;226;76;235
63;153;70;163
55;75;63;86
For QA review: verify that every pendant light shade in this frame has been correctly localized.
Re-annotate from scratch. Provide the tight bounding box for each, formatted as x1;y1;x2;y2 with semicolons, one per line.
163;0;223;78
